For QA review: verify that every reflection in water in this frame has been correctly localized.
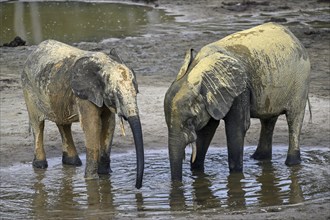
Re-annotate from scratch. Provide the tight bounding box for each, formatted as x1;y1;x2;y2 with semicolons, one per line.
0;147;329;219
169;182;186;212
1;1;175;45
13;2;26;41
227;173;246;209
256;161;283;206
288;166;304;204
85;178;116;218
31;170;48;218
191;172;221;210
255;161;305;206
135;192;145;217
30;3;42;44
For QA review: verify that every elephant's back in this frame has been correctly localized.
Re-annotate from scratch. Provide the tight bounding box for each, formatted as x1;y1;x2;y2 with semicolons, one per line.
21;40;84;123
213;23;310;116
215;22;308;61
201;23;310;82
23;40;85;80
219;23;309;73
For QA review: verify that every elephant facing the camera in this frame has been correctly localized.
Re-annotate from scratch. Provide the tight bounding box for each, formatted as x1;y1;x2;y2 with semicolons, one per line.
164;23;310;182
22;40;144;188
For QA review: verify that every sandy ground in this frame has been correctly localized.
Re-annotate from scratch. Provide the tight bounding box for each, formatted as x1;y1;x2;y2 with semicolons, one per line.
0;0;329;219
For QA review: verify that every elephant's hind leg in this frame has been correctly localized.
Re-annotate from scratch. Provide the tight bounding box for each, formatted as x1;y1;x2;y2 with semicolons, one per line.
24;91;47;168
31;120;48;168
285;109;305;166
190;118;219;172
98;108;115;175
57;124;82;166
251;116;278;161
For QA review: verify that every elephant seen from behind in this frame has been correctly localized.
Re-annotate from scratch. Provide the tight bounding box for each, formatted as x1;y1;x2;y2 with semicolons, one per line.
22;40;144;188
164;23;311;182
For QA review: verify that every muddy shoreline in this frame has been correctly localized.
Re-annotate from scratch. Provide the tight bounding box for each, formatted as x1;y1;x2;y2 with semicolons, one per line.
1;0;329;219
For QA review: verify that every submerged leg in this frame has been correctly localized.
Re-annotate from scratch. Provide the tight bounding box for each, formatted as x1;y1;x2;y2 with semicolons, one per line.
57;123;82;166
224;92;250;172
251;116;278;161
78;99;102;179
190;118;219;171
285;108;305;166
98;108;115;175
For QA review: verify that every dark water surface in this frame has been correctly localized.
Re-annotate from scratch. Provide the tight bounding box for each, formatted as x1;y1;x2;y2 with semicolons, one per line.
1;147;329;219
0;1;175;45
2;1;329;46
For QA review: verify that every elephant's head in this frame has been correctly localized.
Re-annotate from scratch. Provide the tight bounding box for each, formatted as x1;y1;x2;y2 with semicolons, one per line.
70;50;143;188
164;47;247;181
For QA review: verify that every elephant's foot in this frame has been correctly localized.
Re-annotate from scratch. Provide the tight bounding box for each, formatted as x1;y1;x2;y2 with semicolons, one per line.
84;160;99;179
229;161;243;173
190;161;205;172
98;154;112;175
285;150;301;166
251;149;272;161
229;167;243;173
62;152;82;166
33;157;48;169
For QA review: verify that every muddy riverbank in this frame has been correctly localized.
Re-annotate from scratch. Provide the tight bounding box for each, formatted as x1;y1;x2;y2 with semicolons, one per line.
1;0;329;219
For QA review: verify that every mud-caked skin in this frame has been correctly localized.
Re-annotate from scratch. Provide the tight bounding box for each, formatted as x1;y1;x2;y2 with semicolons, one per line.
22;40;144;188
164;23;311;182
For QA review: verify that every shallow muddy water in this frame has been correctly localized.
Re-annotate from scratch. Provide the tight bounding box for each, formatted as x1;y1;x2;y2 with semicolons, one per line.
0;1;175;45
1;1;329;47
1;146;329;219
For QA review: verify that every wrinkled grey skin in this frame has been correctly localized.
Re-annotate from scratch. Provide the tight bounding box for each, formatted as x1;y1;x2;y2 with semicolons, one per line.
164;23;310;182
22;40;144;188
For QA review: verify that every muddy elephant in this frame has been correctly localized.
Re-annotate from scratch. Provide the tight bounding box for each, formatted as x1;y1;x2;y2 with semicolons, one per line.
164;23;310;181
22;40;144;188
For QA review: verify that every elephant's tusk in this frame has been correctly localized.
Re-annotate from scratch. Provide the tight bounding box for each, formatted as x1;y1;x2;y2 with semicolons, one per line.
191;142;197;163
120;117;126;136
66;114;78;121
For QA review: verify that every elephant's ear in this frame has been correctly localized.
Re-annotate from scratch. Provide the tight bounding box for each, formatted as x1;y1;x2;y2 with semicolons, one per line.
176;48;194;81
71;57;105;107
193;53;247;120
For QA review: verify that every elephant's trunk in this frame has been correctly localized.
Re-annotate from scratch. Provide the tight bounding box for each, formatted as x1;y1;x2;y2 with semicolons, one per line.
168;132;186;182
128;115;144;189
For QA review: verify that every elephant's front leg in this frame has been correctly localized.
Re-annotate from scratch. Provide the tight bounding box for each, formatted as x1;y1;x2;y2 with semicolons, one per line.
190;118;219;171
78;99;102;179
98;108;115;175
224;93;250;172
57;124;82;166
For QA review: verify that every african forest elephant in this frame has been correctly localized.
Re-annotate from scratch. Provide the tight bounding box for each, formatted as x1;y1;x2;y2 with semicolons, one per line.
164;23;310;182
22;40;144;188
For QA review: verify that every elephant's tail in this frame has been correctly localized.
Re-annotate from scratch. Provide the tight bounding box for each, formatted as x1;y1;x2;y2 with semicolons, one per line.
307;96;312;124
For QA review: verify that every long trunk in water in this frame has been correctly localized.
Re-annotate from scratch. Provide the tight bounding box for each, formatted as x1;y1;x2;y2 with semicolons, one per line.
128;116;144;189
168;132;185;182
